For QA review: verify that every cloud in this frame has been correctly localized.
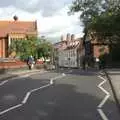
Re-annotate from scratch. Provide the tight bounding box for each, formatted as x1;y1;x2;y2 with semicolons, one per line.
39;6;83;42
0;1;84;43
0;0;72;16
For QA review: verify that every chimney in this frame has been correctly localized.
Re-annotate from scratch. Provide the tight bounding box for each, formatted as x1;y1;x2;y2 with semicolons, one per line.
66;33;71;41
71;34;75;41
35;20;37;30
61;35;64;41
13;15;18;21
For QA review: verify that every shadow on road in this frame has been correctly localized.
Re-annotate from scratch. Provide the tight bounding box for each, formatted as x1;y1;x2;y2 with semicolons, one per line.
0;76;50;112
52;68;99;76
0;81;119;120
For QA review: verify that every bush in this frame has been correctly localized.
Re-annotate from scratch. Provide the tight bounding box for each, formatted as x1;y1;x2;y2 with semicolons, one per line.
111;44;120;62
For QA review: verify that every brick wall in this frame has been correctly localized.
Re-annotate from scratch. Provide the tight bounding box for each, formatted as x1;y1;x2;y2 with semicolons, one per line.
0;59;44;69
93;45;109;58
0;60;26;69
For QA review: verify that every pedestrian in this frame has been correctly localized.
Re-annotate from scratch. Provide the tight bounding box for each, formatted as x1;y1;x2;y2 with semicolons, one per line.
27;55;35;70
99;54;107;70
95;57;100;70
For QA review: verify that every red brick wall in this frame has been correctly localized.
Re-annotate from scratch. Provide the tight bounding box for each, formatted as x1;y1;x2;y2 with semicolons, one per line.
0;38;6;58
0;60;44;69
0;60;26;69
93;45;109;58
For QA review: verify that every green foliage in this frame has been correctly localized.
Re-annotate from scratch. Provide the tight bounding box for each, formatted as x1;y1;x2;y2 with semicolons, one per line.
111;43;120;61
88;11;120;42
9;37;38;60
69;0;108;41
69;0;120;24
69;0;107;25
69;0;120;42
37;39;53;59
69;0;120;62
9;36;53;61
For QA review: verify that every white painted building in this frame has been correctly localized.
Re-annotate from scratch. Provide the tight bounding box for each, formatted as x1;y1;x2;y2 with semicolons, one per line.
54;34;85;68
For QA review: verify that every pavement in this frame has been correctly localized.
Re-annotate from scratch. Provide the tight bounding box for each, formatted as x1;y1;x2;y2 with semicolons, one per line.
0;69;46;82
104;69;120;108
0;68;120;120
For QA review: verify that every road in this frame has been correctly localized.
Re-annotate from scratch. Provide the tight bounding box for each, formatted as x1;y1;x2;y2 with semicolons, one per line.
0;69;120;120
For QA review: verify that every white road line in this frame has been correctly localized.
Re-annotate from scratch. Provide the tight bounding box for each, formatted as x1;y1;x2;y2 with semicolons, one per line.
98;75;109;95
30;84;51;93
97;75;110;120
50;79;53;84
0;104;22;116
98;75;107;83
22;92;31;104
49;73;66;84
52;73;66;81
99;86;110;95
98;79;106;87
99;71;105;76
0;80;8;86
0;73;65;116
62;73;66;76
97;109;109;120
98;94;110;108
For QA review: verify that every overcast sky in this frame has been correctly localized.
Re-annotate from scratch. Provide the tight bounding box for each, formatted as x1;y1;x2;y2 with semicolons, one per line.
0;0;84;43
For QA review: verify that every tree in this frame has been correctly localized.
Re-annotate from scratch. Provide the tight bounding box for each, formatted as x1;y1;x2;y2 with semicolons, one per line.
69;0;104;41
9;36;54;62
69;0;120;64
87;2;120;62
69;0;120;42
9;37;38;60
37;38;53;62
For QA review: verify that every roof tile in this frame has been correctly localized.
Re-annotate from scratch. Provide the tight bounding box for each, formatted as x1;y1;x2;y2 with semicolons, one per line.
0;20;37;37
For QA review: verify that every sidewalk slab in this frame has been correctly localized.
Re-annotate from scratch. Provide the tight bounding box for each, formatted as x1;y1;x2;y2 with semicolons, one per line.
109;75;120;100
0;74;17;82
0;69;45;82
106;70;120;105
106;68;120;74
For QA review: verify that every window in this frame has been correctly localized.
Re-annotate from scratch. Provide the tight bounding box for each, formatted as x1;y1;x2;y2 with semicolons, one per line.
70;50;72;57
73;50;76;56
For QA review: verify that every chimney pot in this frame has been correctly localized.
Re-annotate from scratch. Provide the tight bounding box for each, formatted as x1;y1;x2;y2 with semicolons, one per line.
66;33;71;41
71;34;75;41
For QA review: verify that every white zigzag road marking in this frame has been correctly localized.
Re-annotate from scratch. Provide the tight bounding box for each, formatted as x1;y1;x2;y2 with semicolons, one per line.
99;85;109;95
98;94;110;108
97;75;110;120
98;76;107;86
0;73;66;116
97;109;109;120
0;80;8;86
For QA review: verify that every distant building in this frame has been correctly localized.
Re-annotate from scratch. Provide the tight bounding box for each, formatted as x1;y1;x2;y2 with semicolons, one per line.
54;34;84;68
0;16;37;58
89;33;109;58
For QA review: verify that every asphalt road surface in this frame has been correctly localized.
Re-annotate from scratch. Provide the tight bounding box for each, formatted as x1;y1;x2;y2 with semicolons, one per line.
0;69;120;120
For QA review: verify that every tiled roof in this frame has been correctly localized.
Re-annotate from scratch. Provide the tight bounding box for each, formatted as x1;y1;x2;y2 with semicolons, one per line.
54;39;82;51
0;20;37;37
65;40;81;50
54;41;67;49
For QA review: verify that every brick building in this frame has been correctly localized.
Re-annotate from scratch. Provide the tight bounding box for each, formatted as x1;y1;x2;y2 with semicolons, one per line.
89;34;109;58
0;16;37;58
